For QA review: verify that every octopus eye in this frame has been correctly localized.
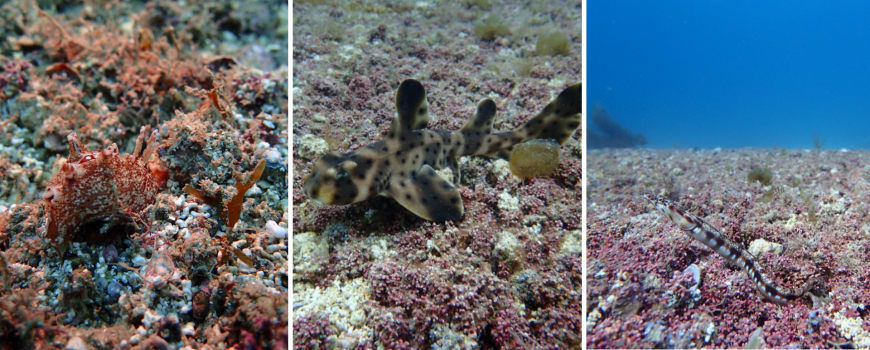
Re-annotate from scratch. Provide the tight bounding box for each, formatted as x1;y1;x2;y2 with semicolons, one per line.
334;170;349;180
42;187;57;204
79;154;96;164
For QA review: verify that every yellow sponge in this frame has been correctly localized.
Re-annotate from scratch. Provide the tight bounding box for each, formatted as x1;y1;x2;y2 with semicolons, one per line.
509;139;560;179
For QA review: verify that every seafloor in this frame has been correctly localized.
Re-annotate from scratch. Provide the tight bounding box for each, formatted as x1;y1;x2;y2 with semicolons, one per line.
0;0;288;349
292;0;582;348
587;148;870;349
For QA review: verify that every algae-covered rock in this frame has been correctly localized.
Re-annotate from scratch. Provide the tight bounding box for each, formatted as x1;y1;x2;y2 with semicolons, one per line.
748;167;773;186
293;232;329;278
536;31;571;56
297;134;330;160
561;230;582;255
494;230;520;261
474;15;509;41
748;238;784;256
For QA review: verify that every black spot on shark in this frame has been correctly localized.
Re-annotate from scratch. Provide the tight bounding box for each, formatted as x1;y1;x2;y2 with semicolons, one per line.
303;79;582;221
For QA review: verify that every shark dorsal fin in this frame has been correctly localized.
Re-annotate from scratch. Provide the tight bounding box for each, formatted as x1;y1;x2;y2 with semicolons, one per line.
389;79;430;136
459;98;497;135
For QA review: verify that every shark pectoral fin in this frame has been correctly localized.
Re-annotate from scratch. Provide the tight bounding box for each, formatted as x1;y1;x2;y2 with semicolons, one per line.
389;79;430;136
459;98;497;134
387;164;463;221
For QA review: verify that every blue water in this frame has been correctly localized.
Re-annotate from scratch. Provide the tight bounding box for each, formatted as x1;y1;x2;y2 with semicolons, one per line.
589;1;870;149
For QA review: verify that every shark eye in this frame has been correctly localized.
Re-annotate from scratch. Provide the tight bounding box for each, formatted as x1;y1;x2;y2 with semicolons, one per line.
334;170;349;180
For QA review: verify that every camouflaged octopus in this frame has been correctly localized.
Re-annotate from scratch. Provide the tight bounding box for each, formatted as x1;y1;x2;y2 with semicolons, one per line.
42;126;165;250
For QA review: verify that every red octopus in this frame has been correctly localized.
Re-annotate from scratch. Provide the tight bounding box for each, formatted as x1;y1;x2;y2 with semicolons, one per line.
42;126;165;249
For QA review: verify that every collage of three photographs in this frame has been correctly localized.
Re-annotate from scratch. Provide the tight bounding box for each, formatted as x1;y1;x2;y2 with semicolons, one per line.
0;0;867;349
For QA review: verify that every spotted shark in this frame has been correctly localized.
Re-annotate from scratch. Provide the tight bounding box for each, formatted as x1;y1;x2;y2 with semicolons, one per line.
302;79;582;221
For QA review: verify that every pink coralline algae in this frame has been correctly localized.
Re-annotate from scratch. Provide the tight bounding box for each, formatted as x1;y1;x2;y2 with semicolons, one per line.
42;126;161;250
293;313;333;349
588;148;870;348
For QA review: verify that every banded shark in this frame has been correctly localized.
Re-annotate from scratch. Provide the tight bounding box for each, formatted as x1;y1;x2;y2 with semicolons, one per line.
644;194;819;304
303;79;582;221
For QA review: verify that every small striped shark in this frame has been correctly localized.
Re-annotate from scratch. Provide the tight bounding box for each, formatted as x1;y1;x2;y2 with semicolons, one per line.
303;79;581;221
644;194;817;304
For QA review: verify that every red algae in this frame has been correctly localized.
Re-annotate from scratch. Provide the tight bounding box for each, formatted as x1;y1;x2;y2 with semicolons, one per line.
184;158;267;230
293;0;582;348
0;0;288;348
588;148;870;348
